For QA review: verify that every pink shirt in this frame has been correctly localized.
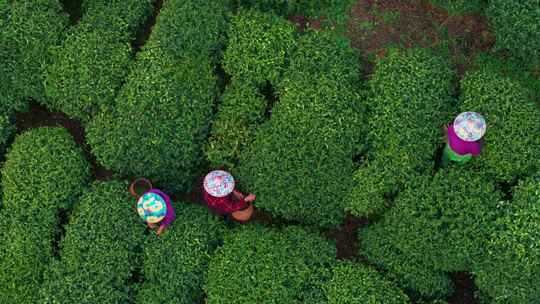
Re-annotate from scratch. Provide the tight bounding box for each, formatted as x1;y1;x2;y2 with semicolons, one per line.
447;125;482;156
148;189;176;229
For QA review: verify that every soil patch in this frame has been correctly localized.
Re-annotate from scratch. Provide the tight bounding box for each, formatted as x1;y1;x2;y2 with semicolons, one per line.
287;14;324;32
131;0;164;53
448;272;478;304
15;101;113;181
325;215;369;259
60;0;83;25
346;0;494;76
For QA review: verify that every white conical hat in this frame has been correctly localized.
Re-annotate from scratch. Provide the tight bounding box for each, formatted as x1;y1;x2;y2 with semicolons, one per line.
204;170;235;197
453;111;486;142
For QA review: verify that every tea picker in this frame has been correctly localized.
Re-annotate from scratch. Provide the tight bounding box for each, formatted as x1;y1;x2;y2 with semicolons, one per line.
130;178;176;236
441;111;486;167
203;170;256;222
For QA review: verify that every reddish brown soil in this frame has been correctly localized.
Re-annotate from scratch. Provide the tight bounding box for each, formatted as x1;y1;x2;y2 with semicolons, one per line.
132;0;164;52
347;0;494;76
287;14;324;32
15;101;113;181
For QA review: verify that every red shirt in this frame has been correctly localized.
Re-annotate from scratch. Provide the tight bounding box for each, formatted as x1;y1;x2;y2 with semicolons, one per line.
203;190;248;215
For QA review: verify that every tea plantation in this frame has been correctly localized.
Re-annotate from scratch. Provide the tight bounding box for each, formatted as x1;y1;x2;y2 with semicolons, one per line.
0;0;538;303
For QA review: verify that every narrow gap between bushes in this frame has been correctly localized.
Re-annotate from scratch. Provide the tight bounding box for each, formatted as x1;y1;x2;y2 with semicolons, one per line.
447;272;478;304
14;101;113;181
131;0;165;53
60;0;83;25
261;81;278;119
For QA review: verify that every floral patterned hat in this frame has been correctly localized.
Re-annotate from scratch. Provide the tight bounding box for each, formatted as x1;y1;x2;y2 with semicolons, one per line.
204;170;235;198
453;111;486;142
137;192;167;223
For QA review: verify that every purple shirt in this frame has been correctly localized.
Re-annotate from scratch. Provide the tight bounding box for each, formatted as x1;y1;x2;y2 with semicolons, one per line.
447;125;482;156
148;189;176;228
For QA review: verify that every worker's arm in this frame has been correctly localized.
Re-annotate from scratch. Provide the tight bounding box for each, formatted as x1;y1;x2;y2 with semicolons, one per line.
157;225;166;236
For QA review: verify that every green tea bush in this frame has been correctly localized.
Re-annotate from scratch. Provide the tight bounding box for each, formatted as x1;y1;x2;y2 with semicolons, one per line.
360;215;454;298
0;210;59;304
81;0;153;39
473;177;540;303
0;0;68;113
323;261;410;303
473;53;540;101
205;81;266;169
136;203;225;304
236;29;363;227
87;48;217;193
359;168;503;297
223;10;296;86
145;0;229;60
487;1;540;65
2;127;90;210
205;225;336;304
0;127;90;304
40;181;145;304
237;78;363;227
428;0;485;15
44;25;132;122
278;29;360;89
230;0;357;21
459;69;540;183
346;48;454;217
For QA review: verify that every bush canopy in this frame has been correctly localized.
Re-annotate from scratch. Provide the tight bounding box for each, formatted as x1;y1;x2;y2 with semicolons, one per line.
205;225;336;304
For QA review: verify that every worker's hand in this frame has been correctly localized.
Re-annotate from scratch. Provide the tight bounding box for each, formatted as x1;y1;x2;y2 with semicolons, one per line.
157;226;165;236
245;194;256;202
232;189;244;200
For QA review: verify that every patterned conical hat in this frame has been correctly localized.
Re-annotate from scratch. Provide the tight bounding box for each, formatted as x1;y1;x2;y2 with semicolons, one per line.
137;192;167;223
453;112;486;142
204;170;235;198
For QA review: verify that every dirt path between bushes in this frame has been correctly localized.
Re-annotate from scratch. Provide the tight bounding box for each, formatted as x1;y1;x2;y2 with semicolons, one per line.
15;101;113;181
347;0;494;77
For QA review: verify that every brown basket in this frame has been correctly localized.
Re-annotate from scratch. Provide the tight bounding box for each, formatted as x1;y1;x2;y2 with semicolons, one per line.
129;178;153;199
231;203;254;222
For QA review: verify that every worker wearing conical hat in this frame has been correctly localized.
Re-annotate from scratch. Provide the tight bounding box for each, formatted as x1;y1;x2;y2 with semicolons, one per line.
442;111;486;167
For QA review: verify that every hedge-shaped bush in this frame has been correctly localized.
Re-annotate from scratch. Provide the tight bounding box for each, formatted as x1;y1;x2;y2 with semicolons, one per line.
346;48;454;217
237;78;364;227
459;69;540;183
81;0;153;39
145;0;229;60
323;261;410;303
236;29;363;227
205;81;266;169
44;25;132;121
205;225;336;303
1;127;90;210
223;10;296;86
136;203;225;304
0;127;90;304
428;0;485;15
278;29;360;90
40;181;144;304
0;0;68;114
359;168;503;297
473;177;540;303
87;48;217;193
487;1;540;65
230;0;357;21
